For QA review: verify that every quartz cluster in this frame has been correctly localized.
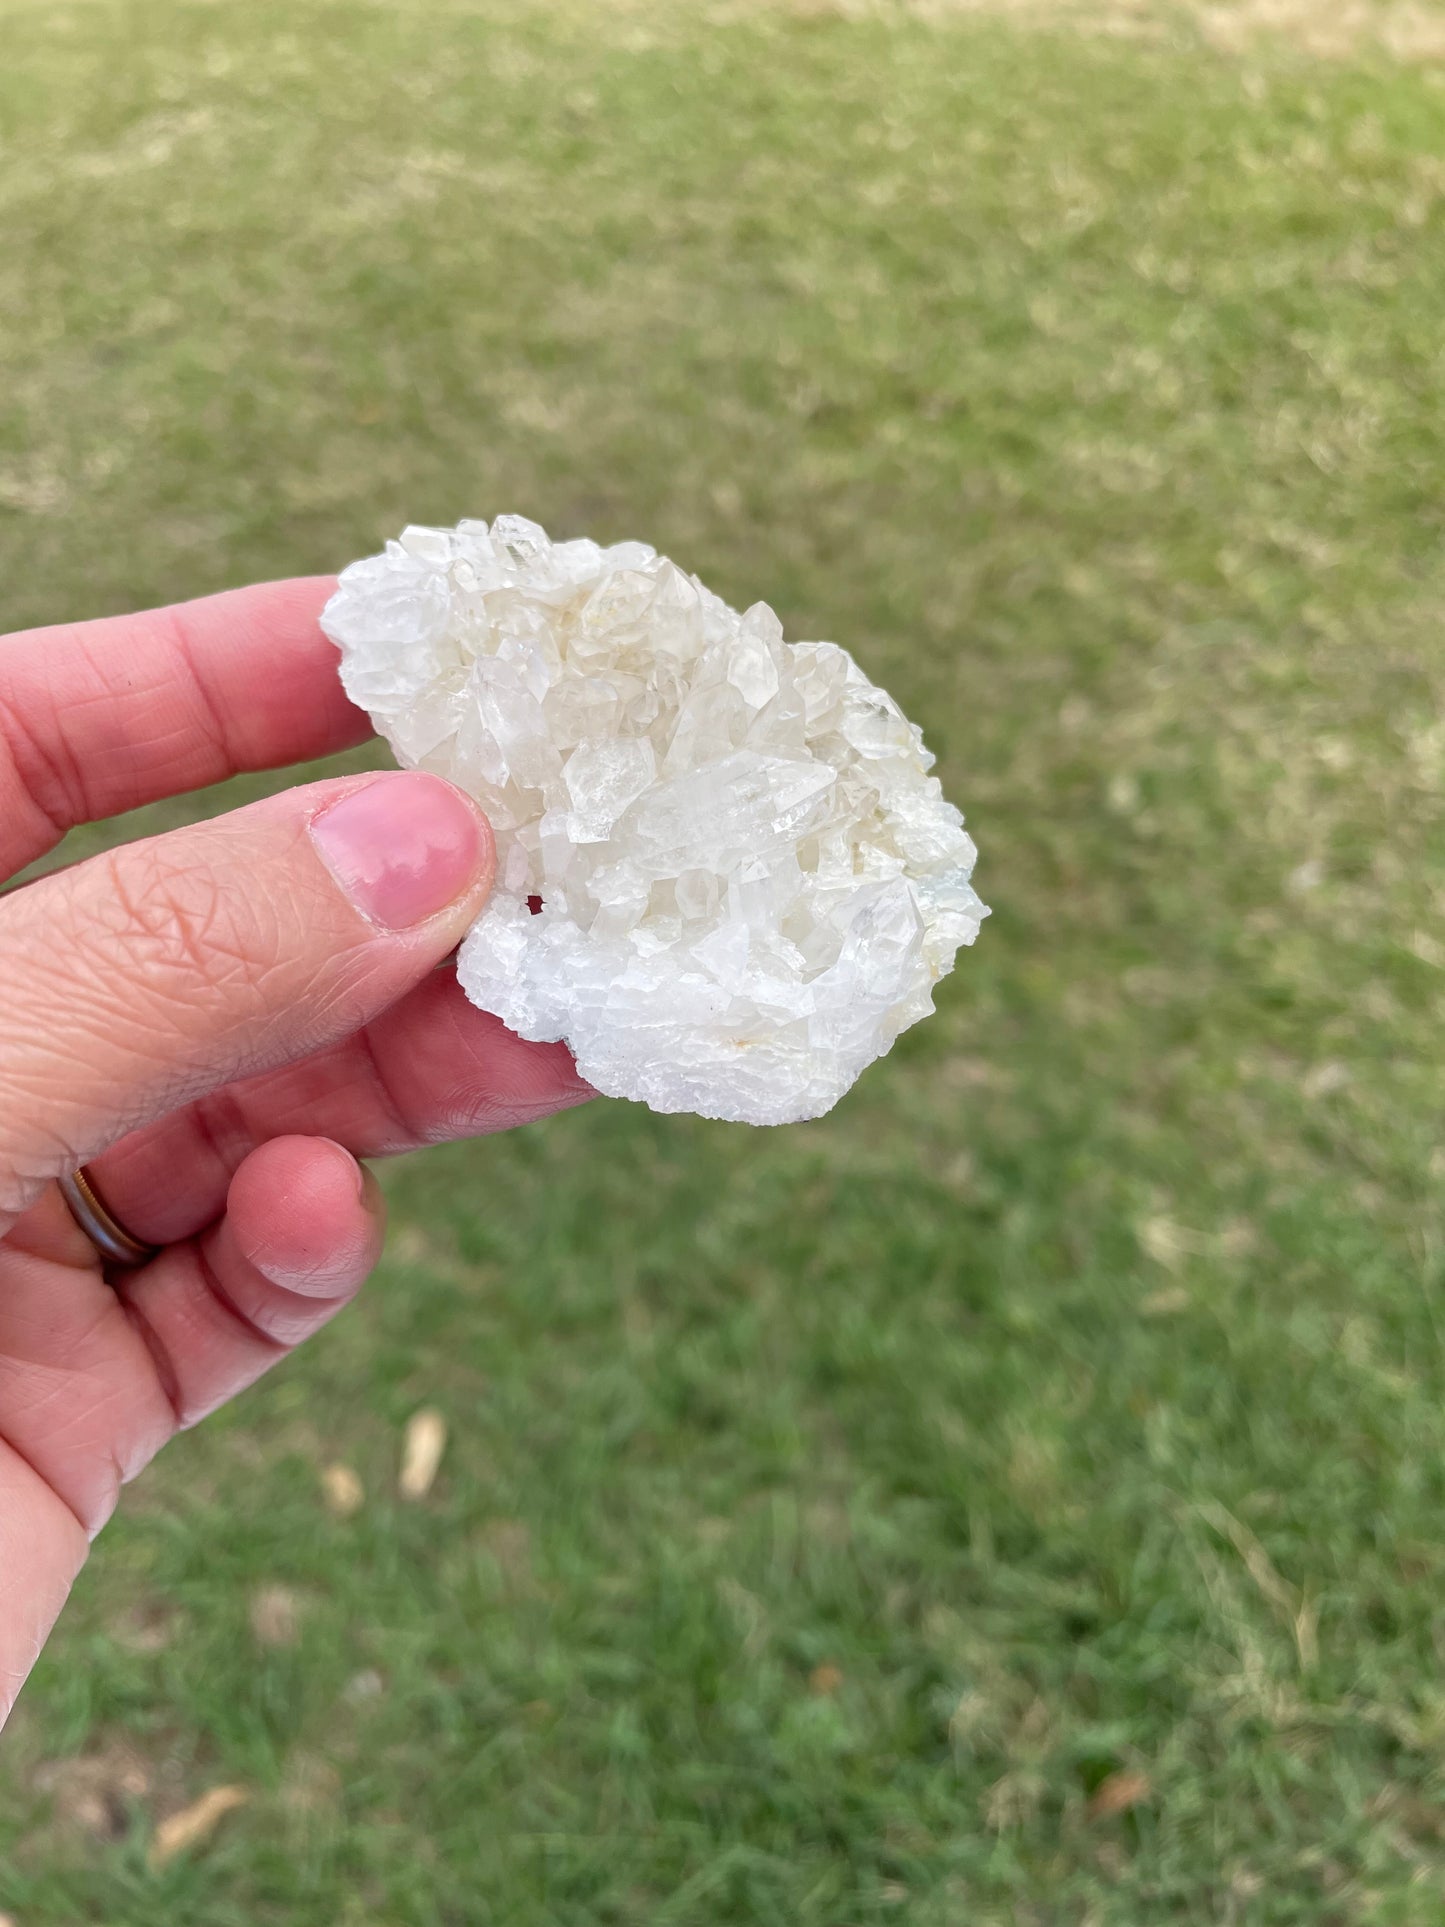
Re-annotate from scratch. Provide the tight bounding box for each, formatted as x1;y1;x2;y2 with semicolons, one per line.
322;517;986;1124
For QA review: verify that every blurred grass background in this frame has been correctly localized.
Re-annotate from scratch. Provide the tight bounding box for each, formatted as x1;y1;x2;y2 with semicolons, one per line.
2;0;1444;1919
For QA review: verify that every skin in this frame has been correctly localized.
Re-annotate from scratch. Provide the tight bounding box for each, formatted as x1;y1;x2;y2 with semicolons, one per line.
0;578;592;1731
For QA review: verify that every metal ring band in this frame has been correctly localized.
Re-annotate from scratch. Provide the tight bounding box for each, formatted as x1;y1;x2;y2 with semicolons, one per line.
57;1169;157;1269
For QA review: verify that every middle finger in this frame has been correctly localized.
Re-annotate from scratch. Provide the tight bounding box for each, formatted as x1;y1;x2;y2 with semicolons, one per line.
89;971;595;1246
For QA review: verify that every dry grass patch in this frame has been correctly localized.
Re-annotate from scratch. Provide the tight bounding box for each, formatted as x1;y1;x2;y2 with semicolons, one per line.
736;0;1445;60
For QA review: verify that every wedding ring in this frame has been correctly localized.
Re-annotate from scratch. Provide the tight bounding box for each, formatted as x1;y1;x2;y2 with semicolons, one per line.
56;1168;156;1269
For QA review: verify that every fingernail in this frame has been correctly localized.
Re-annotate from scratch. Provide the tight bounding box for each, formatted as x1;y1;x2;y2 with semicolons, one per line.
310;774;487;929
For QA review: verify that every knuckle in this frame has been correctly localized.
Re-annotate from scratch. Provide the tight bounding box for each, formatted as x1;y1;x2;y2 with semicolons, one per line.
98;840;283;1013
113;847;238;977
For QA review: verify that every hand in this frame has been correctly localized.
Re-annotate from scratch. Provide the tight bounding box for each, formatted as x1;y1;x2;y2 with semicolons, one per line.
0;579;590;1729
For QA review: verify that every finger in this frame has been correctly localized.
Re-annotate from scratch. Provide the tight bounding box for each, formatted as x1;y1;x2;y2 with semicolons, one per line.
0;1136;382;1540
114;1134;384;1432
0;577;365;877
0;771;493;1229
91;971;593;1245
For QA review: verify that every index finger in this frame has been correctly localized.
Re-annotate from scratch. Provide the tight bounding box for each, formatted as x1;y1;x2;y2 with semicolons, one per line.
0;577;370;878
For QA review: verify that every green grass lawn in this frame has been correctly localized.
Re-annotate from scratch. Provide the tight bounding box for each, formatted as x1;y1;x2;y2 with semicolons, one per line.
2;0;1444;1919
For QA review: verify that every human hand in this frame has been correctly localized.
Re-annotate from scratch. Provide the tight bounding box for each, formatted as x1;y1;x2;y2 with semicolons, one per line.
0;579;591;1728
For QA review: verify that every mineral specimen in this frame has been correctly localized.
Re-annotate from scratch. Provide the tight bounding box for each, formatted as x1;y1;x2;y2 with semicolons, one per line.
321;517;987;1124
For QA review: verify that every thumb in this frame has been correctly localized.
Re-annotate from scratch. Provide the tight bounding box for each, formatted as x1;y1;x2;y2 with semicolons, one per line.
0;771;493;1227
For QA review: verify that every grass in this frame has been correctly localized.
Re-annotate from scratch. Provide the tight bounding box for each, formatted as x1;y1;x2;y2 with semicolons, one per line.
1;0;1444;1918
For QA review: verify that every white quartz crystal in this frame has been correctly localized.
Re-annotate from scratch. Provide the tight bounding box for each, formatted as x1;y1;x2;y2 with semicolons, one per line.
321;517;987;1124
